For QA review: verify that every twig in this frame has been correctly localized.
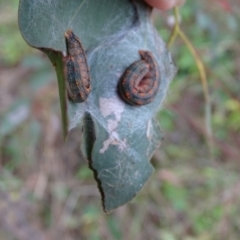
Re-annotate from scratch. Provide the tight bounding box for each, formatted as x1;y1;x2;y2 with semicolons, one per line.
167;7;213;154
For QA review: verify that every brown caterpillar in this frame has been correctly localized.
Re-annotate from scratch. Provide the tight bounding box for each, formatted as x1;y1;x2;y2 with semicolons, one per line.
118;50;160;106
63;30;91;103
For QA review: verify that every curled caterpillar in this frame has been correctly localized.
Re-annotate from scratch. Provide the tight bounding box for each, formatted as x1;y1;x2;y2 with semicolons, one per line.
118;50;160;106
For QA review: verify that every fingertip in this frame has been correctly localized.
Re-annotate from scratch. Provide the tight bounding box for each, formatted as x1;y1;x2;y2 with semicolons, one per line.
144;0;176;10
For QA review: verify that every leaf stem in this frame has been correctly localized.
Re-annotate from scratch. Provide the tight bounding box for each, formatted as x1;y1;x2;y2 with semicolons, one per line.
167;7;213;149
167;8;180;49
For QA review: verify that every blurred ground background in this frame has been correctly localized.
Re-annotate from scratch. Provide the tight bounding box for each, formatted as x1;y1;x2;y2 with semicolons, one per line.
0;0;240;239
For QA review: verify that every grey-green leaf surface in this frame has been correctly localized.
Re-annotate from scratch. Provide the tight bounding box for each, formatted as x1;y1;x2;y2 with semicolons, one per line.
18;0;176;212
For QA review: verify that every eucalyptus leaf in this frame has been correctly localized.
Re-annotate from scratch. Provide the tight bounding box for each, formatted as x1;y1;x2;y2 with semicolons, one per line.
18;0;176;212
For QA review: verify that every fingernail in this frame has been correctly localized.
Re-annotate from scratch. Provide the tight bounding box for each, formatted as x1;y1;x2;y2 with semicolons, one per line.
175;0;186;7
